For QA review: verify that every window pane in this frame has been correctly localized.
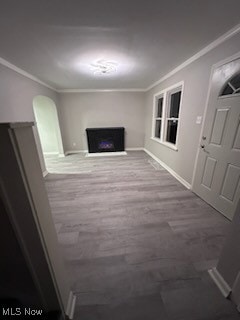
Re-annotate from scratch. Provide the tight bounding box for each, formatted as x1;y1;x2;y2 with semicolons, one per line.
221;84;234;96
155;120;161;138
230;74;240;90
157;97;163;117
169;91;181;118
166;120;178;144
221;74;240;96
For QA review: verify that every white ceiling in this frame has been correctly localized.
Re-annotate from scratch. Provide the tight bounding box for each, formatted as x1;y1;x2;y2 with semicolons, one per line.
0;0;240;90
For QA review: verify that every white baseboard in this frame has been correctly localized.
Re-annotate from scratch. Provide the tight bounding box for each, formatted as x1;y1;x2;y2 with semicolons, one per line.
66;291;76;320
43;152;59;155
43;170;48;178
86;151;127;157
65;150;87;156
208;268;232;298
43;152;65;158
58;153;65;158
126;147;144;151
143;148;191;189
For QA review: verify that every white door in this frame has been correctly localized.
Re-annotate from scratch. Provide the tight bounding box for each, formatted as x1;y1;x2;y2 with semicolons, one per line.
193;57;240;220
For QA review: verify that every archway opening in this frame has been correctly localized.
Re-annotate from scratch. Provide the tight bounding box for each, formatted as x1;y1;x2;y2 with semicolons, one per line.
33;96;64;172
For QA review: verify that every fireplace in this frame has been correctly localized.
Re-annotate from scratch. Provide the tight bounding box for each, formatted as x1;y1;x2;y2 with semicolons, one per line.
86;127;125;153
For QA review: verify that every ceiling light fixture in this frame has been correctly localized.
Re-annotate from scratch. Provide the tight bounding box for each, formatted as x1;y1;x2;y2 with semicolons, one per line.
90;59;118;75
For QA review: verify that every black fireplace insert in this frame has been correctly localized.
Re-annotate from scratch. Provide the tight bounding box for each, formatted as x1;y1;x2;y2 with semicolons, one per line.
86;127;125;153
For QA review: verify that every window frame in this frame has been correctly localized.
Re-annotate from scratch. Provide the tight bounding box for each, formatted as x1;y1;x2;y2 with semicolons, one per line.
153;95;164;140
151;81;184;151
219;71;240;98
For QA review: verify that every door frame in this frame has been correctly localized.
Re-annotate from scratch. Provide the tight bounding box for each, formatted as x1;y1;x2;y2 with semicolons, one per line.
192;51;240;190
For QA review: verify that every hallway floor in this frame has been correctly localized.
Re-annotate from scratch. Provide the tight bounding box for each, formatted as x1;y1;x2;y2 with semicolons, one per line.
45;151;240;320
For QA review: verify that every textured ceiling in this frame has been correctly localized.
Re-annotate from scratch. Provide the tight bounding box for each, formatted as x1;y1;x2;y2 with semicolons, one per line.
0;0;240;90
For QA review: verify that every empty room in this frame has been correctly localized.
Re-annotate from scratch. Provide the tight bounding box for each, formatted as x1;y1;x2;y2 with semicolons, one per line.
1;1;240;319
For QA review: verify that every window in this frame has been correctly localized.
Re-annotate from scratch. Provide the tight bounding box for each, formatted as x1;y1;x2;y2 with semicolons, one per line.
220;72;240;96
152;82;183;150
154;96;163;139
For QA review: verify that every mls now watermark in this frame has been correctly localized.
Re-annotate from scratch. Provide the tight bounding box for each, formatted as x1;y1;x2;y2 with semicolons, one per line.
2;307;43;316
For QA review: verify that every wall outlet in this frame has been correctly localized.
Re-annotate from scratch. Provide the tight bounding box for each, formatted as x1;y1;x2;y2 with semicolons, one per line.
73;142;76;147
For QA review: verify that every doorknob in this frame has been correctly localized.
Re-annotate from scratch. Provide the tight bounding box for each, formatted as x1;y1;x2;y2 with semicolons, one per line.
200;144;209;154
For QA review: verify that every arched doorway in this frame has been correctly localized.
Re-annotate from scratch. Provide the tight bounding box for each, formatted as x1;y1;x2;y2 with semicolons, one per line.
33;96;64;171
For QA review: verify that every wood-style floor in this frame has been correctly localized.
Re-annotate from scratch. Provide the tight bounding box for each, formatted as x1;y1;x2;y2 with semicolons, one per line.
45;151;240;320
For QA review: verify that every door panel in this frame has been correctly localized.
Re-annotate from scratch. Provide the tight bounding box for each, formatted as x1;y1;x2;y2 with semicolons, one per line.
202;157;217;189
193;57;240;220
232;120;240;150
221;164;240;202
210;108;229;145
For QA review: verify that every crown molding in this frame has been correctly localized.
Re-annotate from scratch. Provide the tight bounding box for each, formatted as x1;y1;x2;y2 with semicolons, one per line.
0;56;57;91
146;23;240;91
0;23;240;94
57;88;146;93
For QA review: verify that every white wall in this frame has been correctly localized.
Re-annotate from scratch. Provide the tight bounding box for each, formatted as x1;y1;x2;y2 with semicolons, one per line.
58;91;145;152
0;64;60;172
0;65;58;122
144;32;240;186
